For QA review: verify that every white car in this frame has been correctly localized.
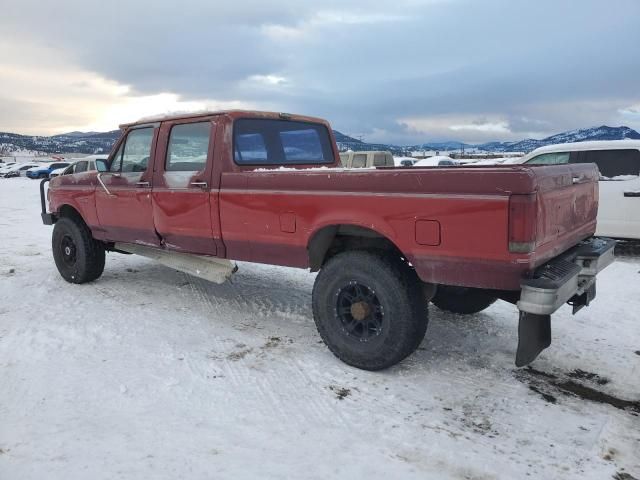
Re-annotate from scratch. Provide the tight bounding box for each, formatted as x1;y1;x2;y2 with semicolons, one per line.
0;162;17;174
412;156;459;167
50;157;104;178
508;140;640;240
469;157;511;166
0;162;41;178
393;156;418;167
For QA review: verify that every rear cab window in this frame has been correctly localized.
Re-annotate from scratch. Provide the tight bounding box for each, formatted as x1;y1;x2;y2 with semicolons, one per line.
233;119;334;166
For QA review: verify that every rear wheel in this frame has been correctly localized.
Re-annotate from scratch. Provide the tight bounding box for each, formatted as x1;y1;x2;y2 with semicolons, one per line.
52;217;105;283
431;285;497;314
312;250;428;371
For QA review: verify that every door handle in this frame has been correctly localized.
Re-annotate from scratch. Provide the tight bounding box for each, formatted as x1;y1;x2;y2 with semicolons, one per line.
190;181;208;189
97;173;114;196
624;191;640;197
572;176;582;184
136;181;151;188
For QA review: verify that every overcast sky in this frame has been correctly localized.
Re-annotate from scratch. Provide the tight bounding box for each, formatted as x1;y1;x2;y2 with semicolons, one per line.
1;0;639;144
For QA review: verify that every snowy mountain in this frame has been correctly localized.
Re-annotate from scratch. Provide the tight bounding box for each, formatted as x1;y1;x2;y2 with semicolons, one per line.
0;130;121;155
335;125;640;154
479;126;640;153
0;125;638;156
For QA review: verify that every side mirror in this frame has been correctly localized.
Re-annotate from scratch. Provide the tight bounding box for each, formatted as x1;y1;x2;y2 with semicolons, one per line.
96;159;108;172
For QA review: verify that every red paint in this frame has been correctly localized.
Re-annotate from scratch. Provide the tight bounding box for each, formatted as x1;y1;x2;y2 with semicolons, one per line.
48;111;599;291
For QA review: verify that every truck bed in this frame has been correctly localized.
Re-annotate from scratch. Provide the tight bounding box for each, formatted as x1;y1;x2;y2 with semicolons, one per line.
219;163;599;290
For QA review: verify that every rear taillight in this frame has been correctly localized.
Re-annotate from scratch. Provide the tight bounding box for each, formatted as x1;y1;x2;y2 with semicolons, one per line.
509;193;537;253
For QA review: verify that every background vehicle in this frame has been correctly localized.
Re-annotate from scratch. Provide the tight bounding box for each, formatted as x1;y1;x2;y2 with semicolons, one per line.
507;140;640;239
0;162;17;174
26;162;70;179
412;156;459;167
393;156;418;167
339;150;394;168
1;162;40;178
41;110;613;371
50;157;104;178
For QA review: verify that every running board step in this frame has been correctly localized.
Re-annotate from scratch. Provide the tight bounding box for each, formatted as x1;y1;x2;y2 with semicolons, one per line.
114;243;235;284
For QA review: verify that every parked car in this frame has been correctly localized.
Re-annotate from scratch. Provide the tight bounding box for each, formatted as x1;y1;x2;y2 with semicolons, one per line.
507;140;640;240
339;150;394;168
26;162;71;179
0;162;17;174
393;156;418;167
50;157;104;178
41;110;614;370
469;158;511;166
1;162;41;178
413;156;459;167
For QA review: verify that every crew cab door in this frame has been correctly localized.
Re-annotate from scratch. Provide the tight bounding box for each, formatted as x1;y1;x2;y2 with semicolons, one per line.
94;126;160;246
151;118;221;255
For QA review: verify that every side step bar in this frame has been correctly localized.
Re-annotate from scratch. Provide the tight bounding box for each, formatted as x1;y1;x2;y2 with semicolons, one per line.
114;243;236;285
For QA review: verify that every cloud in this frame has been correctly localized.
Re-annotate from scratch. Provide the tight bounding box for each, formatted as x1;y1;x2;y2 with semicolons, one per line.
1;0;639;142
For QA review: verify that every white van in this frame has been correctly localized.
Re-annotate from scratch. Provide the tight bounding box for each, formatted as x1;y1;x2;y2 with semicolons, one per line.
509;140;640;239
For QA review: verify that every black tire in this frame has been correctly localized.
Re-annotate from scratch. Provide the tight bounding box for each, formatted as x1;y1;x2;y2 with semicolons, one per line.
52;217;105;284
312;250;428;371
431;285;497;314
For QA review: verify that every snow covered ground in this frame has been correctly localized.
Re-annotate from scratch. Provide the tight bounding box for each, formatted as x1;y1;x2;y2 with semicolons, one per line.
0;177;638;480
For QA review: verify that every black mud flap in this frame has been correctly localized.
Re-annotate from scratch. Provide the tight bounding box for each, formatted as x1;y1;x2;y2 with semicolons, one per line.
515;312;551;367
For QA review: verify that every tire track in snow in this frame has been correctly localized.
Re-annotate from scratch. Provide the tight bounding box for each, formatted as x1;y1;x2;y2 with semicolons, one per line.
185;271;351;428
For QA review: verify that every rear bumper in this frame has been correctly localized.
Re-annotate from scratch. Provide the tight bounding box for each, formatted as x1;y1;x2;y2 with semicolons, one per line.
517;237;616;316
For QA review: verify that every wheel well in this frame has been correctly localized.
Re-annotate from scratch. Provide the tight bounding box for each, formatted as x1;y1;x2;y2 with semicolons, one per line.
58;204;86;226
308;224;404;271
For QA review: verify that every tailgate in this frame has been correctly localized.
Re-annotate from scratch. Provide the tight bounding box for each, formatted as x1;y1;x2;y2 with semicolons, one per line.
532;163;599;259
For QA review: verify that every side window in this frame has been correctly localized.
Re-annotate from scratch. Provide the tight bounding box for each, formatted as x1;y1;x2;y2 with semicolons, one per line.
582;149;640;180
166;122;211;172
75;161;88;173
110;143;124;172
526;152;570;165
352;154;367;168
121;128;154;173
373;154;388;167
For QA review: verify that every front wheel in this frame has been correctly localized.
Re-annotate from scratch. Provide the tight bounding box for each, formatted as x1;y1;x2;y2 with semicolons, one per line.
431;285;497;314
52;217;105;283
312;250;428;371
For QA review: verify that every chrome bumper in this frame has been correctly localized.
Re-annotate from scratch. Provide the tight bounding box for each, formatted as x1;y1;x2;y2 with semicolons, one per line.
517;237;616;316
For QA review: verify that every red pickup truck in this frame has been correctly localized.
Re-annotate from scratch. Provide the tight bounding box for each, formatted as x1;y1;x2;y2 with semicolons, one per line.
40;110;615;370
